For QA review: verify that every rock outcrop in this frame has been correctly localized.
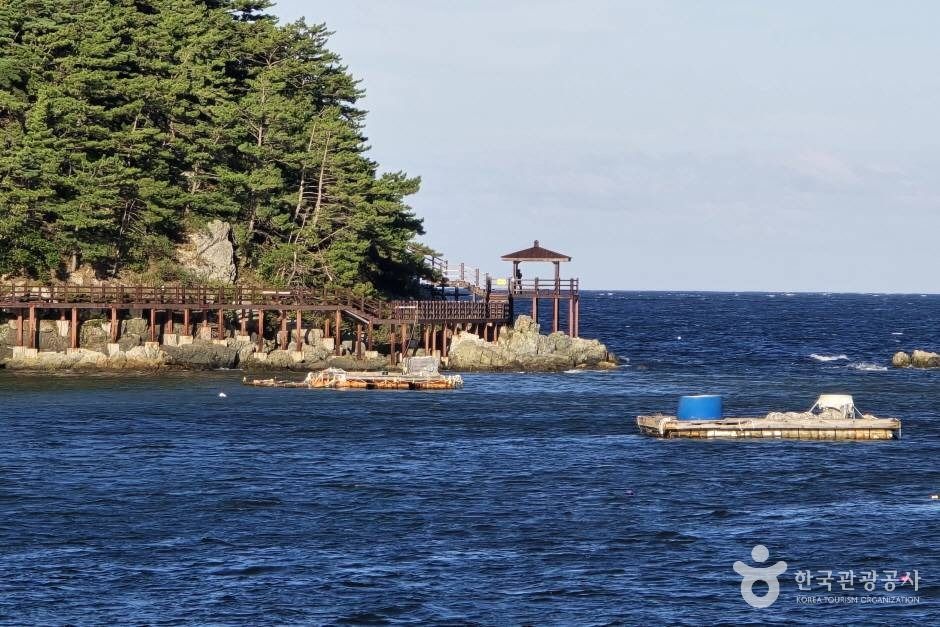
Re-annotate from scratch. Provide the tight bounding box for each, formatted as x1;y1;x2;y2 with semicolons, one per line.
892;350;940;368
177;219;236;283
0;312;620;373
447;315;617;371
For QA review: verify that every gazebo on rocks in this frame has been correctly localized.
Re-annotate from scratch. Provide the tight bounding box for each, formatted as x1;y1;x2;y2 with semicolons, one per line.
501;240;579;336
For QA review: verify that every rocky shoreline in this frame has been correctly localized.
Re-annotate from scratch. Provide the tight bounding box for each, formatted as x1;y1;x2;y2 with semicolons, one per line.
0;315;617;373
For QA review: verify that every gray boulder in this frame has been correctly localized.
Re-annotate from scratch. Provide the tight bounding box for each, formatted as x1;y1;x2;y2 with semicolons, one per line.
891;351;912;368
177;219;236;284
163;343;238;369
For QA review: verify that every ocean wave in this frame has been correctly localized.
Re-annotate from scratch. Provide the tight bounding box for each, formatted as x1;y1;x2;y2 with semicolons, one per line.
850;362;888;372
810;353;848;362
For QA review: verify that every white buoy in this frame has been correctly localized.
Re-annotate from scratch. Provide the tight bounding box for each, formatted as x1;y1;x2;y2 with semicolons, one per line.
218;392;227;398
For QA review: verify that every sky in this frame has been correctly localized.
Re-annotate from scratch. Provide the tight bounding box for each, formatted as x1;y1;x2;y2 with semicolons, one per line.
273;0;940;292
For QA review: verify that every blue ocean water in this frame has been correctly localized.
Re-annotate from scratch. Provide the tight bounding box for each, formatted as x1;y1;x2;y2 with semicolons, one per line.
0;292;938;625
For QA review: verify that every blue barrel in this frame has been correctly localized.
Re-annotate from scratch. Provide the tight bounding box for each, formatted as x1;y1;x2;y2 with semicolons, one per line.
677;395;722;420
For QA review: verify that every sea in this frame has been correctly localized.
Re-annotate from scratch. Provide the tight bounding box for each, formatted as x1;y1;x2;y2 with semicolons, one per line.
0;292;937;625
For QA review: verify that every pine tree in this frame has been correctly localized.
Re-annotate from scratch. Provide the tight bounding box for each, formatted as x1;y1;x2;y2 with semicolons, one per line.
0;0;432;296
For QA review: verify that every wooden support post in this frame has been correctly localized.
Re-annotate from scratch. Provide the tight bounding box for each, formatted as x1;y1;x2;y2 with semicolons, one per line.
423;326;430;354
183;308;190;337
531;296;538;324
400;324;408;358
389;330;397;365
552;297;559;333
334;309;341;356
28;305;35;349
217;308;224;341
279;313;287;350
70;307;78;350
431;324;437;354
149;308;156;342
367;324;374;351
574;296;580;338
240;310;248;336
295;310;303;353
324;316;330;340
257;309;265;352
59;309;66;321
356;323;363;359
16;309;23;347
441;323;449;357
568;297;574;336
111;307;119;342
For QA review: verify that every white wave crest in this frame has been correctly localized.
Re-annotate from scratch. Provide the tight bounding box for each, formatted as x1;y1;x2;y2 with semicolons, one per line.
851;362;888;372
810;353;849;362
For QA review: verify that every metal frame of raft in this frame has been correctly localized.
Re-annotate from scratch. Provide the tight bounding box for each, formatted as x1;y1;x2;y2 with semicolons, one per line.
635;415;901;440
243;367;463;390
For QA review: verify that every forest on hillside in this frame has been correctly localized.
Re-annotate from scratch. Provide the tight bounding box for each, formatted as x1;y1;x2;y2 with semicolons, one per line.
0;0;432;295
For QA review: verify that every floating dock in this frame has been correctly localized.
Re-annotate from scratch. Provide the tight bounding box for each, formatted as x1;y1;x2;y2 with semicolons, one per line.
243;367;463;390
635;413;901;440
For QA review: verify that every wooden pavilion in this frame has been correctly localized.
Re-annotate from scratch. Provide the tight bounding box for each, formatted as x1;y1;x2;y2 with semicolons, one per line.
501;240;579;336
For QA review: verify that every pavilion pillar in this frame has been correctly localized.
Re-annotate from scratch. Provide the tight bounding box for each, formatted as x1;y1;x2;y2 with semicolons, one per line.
423;326;430;354
16;309;23;347
532;277;539;324
182;308;189;337
27;305;35;349
110;307;119;342
389;329;397;365
356;323;363;359
441;323;449;358
333;309;341;356
70;307;78;350
566;301;573;337
149;308;157;342
217;309;224;341
257;309;265;352
574;296;580;338
431;325;437;355
400;324;408;358
552;298;559;333
279;312;287;350
240;310;248;337
367;324;374;351
295;310;303;352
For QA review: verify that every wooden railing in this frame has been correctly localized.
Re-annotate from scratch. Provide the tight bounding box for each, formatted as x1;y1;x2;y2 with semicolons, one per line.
506;278;579;296
390;300;508;322
0;283;510;323
0;283;387;314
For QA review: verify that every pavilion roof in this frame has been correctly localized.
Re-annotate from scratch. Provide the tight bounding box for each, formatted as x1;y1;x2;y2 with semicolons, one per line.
501;240;571;262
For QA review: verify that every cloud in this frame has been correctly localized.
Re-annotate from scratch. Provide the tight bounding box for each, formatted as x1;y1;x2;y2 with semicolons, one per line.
789;150;861;187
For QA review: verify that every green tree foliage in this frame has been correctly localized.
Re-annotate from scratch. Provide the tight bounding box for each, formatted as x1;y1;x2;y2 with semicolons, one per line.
0;0;429;296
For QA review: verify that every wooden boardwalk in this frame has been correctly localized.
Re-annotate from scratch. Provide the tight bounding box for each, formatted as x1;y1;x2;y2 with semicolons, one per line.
0;247;581;363
0;282;511;361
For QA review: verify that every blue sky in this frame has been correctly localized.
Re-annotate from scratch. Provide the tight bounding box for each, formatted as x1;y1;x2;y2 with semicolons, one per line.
274;1;940;291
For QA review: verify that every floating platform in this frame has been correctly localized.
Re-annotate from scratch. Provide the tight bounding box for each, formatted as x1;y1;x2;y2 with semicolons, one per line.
638;394;901;441
636;413;901;440
243;367;463;391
